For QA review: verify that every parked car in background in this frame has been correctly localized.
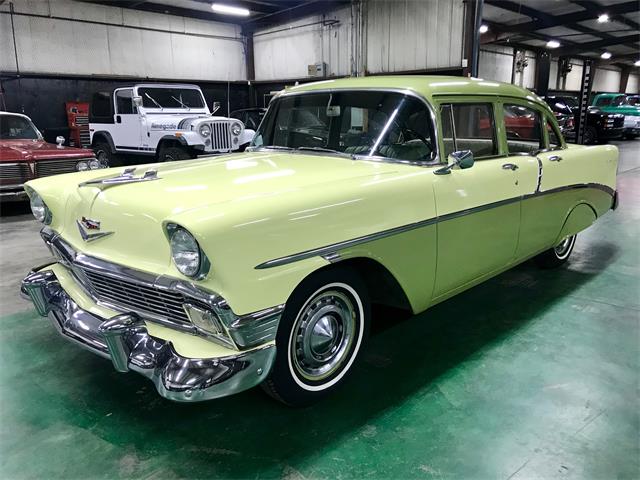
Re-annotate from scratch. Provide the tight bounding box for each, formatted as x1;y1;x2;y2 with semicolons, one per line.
90;84;255;165
543;96;624;144
1;112;101;202
591;93;640;139
627;95;640;106
230;108;267;131
22;77;618;406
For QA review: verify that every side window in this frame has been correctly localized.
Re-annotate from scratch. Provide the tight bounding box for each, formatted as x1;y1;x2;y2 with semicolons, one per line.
595;97;611;107
503;104;542;155
440;103;497;159
546;118;561;149
115;89;134;115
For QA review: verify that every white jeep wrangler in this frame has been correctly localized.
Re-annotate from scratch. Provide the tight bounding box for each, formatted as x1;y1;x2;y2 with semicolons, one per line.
89;83;254;164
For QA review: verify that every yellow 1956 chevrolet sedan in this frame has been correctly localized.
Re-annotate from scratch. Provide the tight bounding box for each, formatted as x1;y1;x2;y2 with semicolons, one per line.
22;76;618;406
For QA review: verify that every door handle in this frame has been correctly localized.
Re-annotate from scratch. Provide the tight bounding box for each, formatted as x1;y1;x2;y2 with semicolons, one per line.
548;155;562;162
502;163;519;171
116;115;122;124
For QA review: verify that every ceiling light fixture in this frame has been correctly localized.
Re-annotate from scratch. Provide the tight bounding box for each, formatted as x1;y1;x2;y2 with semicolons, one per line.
597;14;609;23
546;40;560;49
635;60;640;67
601;51;612;59
479;24;489;33
211;3;250;16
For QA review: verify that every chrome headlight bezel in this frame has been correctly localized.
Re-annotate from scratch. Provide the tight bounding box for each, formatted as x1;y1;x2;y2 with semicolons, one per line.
166;224;210;279
25;187;52;225
199;124;212;137
230;121;243;136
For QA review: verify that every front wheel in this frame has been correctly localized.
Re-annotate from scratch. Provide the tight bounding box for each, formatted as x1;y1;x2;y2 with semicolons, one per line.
262;267;370;406
534;235;577;269
158;146;193;162
93;141;122;167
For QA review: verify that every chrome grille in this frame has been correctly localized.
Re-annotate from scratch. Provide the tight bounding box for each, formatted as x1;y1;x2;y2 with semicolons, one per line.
35;158;87;178
210;121;232;151
77;266;191;325
0;163;30;181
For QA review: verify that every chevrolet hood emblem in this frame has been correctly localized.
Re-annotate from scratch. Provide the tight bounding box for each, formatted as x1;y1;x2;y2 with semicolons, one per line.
76;218;114;242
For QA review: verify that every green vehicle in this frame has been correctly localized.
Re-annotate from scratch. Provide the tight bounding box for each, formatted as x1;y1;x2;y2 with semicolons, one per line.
591;93;640;139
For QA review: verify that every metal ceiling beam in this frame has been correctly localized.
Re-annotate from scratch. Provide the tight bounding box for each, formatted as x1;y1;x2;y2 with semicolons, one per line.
242;0;349;30
81;0;245;24
486;0;638;34
554;33;640;56
571;0;640;30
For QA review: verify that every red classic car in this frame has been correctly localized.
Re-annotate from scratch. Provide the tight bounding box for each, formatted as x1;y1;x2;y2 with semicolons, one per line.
1;112;103;202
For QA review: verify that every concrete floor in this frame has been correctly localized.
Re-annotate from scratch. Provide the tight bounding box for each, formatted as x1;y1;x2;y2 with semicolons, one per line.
0;141;638;479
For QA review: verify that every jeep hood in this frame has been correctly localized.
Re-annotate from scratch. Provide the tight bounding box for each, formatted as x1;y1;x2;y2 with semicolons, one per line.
28;151;404;272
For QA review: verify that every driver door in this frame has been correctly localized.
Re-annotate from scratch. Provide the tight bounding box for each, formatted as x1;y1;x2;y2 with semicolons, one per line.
432;100;522;299
112;88;142;151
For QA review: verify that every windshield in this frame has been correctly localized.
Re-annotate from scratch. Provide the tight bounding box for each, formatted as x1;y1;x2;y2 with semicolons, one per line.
138;87;205;109
251;91;436;162
611;95;630;107
0;115;39;140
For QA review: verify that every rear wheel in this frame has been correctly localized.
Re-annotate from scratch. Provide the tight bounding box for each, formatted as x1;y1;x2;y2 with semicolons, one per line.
534;235;577;269
262;267;370;406
158;146;193;162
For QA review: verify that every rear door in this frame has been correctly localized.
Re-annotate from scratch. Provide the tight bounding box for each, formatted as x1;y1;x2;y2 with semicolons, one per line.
431;99;523;299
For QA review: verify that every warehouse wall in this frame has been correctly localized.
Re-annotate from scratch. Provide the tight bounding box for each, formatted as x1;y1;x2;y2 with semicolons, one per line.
478;45;536;89
253;6;352;81
593;66;621;92
253;0;465;81
0;0;246;80
626;74;639;94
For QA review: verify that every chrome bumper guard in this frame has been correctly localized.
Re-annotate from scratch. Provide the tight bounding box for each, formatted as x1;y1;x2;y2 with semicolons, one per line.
21;269;276;402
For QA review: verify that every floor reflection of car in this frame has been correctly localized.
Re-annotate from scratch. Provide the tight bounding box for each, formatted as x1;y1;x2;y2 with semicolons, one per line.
543;96;623;144
0;112;100;202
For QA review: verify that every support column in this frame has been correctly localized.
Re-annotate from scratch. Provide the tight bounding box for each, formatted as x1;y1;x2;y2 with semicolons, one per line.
535;51;551;97
243;28;256;108
620;66;630;94
463;0;483;77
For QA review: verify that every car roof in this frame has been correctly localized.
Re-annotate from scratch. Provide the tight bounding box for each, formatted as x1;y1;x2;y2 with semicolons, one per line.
282;75;545;106
594;92;625;98
0;111;31;120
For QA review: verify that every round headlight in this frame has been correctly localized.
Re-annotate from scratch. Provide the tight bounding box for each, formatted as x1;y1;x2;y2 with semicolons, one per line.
28;190;52;224
76;161;89;171
199;124;211;137
170;227;203;278
89;159;101;170
231;122;242;136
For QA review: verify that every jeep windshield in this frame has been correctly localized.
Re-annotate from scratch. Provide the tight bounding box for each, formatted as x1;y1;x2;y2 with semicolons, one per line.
250;91;435;162
138;88;205;109
0;115;39;140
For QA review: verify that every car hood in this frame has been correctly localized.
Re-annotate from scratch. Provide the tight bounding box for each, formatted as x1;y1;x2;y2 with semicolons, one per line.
28;151;406;272
0;140;94;162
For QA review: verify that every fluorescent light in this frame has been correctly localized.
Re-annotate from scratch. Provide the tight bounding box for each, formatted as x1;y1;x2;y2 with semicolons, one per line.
597;14;609;23
211;3;250;16
635;60;640;67
601;51;612;59
546;40;560;49
479;24;489;34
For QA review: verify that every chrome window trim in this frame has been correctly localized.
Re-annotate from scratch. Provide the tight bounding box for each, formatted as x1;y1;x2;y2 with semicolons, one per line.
260;87;442;166
255;182;615;270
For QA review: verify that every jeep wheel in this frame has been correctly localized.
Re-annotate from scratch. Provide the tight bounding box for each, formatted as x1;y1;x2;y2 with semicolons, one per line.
93;141;121;167
534;235;577;269
158;146;192;162
262;266;370;407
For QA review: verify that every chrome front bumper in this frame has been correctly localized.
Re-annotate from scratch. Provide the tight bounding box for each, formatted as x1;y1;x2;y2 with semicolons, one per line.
21;269;276;402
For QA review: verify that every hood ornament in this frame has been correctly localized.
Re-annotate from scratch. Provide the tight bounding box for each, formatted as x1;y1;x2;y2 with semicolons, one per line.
79;167;160;189
77;218;114;242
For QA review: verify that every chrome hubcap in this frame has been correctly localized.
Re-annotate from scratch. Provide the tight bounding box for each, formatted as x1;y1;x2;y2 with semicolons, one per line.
554;236;573;257
291;289;356;381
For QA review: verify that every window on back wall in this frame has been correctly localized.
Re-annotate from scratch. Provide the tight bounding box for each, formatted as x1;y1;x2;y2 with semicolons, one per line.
503;104;542;155
441;103;497;159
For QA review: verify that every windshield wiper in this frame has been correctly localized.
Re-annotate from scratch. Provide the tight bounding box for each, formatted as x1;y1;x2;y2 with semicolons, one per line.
144;93;163;109
296;146;355;158
170;95;189;109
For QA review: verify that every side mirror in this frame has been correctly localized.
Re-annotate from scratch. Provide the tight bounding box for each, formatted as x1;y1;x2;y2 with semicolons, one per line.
55;136;65;147
132;96;142;107
434;150;474;175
